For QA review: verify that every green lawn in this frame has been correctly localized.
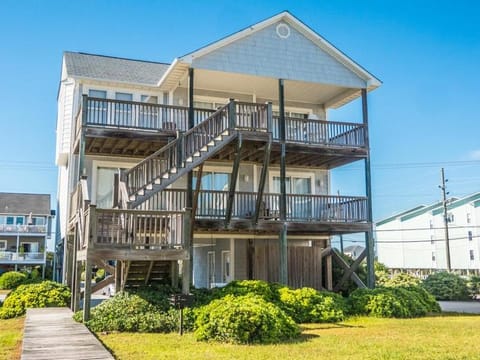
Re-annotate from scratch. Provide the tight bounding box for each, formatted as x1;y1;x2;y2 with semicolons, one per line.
0;317;24;360
98;315;480;360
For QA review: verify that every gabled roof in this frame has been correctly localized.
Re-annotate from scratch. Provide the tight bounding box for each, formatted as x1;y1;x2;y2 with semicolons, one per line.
431;192;480;215
64;52;170;86
0;193;51;216
177;11;381;89
376;205;426;226
400;201;447;222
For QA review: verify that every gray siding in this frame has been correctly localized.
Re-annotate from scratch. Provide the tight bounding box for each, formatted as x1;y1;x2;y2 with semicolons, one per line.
234;239;249;280
192;22;366;88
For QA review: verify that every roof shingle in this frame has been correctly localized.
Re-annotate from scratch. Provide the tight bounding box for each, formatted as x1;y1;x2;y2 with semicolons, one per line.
64;52;170;86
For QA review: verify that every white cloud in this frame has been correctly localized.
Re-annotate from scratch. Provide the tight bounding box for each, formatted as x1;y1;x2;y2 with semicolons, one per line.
469;150;480;160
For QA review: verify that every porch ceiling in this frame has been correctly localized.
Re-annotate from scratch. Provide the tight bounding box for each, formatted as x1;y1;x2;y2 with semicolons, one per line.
183;68;362;108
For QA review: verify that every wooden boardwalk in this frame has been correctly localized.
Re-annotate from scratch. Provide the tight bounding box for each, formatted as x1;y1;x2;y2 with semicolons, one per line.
22;307;114;360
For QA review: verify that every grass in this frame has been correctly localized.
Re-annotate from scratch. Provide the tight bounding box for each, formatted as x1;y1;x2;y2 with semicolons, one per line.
98;315;480;360
0;317;24;360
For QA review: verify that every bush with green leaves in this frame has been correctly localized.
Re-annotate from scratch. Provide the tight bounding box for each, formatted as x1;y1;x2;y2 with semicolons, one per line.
0;281;70;319
74;292;177;333
128;285;175;312
468;276;480;298
348;286;440;318
423;272;470;300
0;271;27;290
216;280;281;303
278;287;346;323
94;268;105;283
194;294;299;344
378;272;421;288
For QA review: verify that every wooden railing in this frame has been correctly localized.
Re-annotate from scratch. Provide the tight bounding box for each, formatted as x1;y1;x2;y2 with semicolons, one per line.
140;189;368;223
93;209;185;249
272;116;365;147
69;177;90;221
235;102;270;131
75;96;216;137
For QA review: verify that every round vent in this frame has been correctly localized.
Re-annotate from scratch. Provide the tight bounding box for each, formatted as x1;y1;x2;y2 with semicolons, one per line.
276;23;290;39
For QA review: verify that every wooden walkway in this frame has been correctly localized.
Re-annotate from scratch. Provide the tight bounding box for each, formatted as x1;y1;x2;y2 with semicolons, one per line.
22;308;114;360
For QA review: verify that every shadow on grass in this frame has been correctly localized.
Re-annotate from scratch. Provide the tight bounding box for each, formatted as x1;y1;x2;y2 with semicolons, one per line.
301;323;364;331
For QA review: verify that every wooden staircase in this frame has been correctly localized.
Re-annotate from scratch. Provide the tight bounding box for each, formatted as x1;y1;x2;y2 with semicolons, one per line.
124;102;238;208
124;260;172;288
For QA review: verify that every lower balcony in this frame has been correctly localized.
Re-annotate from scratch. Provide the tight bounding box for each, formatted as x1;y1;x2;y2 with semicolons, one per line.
0;251;46;264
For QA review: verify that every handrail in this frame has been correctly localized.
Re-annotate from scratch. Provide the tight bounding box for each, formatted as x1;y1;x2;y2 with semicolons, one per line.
80;96;216;133
124;102;233;197
137;189;368;223
272;115;366;147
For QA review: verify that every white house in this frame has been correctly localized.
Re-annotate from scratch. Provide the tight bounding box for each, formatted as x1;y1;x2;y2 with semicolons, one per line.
376;193;480;275
54;12;381;317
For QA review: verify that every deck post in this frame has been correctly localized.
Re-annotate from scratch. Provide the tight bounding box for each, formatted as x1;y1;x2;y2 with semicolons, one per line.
83;256;92;321
225;134;242;226
182;208;192;294
187;68;194;285
78;94;88;180
362;88;375;289
115;260;121;293
278;79;288;285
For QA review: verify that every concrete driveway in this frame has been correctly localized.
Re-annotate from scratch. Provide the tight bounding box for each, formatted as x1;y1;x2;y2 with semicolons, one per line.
439;301;480;314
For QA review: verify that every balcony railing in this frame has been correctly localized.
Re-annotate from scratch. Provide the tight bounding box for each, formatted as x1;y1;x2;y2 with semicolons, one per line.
93;209;185;249
0;251;46;262
272;116;365;147
76;97;366;148
0;224;47;233
75;96;216;136
136;189;368;223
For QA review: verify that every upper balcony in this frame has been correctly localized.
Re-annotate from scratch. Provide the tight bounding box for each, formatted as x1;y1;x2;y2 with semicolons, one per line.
73;97;367;168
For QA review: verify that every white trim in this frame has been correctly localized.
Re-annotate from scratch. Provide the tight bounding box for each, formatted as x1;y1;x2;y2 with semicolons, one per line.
276;23;291;39
221;250;232;283
207;251;215;288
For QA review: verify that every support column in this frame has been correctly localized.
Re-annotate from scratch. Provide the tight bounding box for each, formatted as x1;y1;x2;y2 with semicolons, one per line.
278;79;288;285
362;88;375;289
182;208;192;294
115;261;121;293
187;68;194;288
83;257;92;321
78;95;88;180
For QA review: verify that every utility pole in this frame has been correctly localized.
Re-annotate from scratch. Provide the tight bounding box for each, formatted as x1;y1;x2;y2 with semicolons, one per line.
439;168;451;271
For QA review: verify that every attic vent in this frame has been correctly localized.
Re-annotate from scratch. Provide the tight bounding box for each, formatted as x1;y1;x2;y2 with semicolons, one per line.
276;23;290;39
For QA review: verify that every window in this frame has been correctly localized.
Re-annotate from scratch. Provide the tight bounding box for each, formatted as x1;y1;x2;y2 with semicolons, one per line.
115;92;133;125
432;252;436;261
273;175;312;219
467;213;472;224
6;217;14;225
0;240;6;250
193;171;230;216
88;89;107;123
32;217;45;226
207;251;215;288
470;250;475;261
222;251;231;283
96;167;128;208
0;216;5;225
468;231;473;241
139;95;159;128
15;217;23;225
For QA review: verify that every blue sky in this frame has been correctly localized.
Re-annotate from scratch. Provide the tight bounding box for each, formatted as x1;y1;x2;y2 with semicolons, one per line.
0;0;479;234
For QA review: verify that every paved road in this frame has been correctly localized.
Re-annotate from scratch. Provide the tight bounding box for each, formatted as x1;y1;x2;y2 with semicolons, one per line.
439;301;480;314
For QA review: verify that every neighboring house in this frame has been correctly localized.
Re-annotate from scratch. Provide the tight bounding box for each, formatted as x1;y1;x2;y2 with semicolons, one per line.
376;193;480;275
0;192;54;277
55;11;381;313
344;245;365;260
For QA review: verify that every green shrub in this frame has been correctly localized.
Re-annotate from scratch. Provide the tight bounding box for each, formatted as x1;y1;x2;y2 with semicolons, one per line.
94;268;105;283
348;286;440;318
278;287;346;323
75;292;177;333
467;276;480;299
194;294;299;344
216;280;281;303
423;272;470;300
128;285;174;312
0;272;27;290
378;272;421;288
0;281;70;319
